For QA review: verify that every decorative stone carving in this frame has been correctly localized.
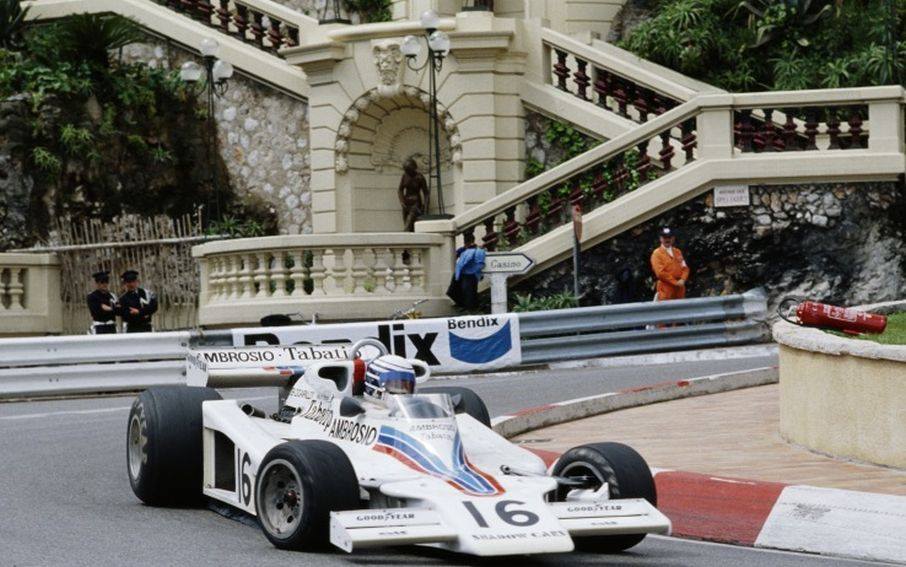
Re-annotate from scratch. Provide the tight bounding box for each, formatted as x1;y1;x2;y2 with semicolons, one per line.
372;40;403;98
333;87;463;174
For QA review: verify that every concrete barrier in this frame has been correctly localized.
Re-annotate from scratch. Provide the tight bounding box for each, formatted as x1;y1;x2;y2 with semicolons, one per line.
773;300;906;470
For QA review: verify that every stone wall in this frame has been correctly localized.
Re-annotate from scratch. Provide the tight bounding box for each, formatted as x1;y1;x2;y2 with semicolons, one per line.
121;38;312;234
514;181;906;310
524;109;601;177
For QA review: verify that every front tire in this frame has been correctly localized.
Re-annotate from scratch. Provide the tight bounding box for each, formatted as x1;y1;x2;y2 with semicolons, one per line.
552;442;656;553
419;386;491;427
255;440;360;550
127;385;221;506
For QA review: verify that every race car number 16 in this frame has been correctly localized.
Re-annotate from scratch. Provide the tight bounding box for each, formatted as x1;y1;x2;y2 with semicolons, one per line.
237;449;252;506
462;500;540;528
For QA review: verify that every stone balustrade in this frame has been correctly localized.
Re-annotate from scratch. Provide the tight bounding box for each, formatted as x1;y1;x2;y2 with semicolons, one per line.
0;253;63;336
193;233;454;326
418;86;904;276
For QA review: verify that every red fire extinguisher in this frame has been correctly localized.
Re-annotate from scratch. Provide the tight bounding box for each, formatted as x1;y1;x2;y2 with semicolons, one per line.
778;297;887;335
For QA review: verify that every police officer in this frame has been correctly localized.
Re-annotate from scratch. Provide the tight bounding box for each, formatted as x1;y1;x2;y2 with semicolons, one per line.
118;270;158;333
86;271;118;334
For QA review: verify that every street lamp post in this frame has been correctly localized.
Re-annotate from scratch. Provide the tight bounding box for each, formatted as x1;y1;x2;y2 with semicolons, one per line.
401;11;452;217
179;38;234;222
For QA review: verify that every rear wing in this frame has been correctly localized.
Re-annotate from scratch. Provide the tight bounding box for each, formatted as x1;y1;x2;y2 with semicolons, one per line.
186;345;351;388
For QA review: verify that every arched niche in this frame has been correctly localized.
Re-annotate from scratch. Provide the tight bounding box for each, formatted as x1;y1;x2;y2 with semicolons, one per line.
335;87;462;232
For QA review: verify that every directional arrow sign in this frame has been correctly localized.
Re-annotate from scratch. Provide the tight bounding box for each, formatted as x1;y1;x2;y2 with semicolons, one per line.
484;252;534;275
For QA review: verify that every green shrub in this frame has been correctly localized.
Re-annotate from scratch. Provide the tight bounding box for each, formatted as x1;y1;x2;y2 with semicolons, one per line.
621;0;905;91
513;291;579;312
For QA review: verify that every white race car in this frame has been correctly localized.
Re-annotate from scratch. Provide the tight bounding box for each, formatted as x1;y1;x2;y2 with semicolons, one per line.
126;340;670;557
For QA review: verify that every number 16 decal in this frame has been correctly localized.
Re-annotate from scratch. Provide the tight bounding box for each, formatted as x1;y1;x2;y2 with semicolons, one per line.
462;500;540;527
237;449;252;506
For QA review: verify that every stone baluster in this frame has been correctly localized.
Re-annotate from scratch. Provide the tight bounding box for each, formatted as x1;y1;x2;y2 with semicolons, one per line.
351;248;369;294
593;69;612;111
410;250;425;292
237;254;254;299
207;257;221;301
289;250;307;297
524;195;542;235
179;0;195;17
194;0;213;22
736;109;755;152
681;119;697;162
215;0;231;31
393;249;411;291
309;249;326;295
782;109;798;151
373;248;391;295
658;130;674;170
263;16;283;52
226;255;241;300
612;78;629;118
233;4;249;41
636;140;651;179
848;108;865;149
803;109;819;151
545;186;565;225
249;10;266;48
591;169;607;202
7;268;24;310
482;217;499;251
272;251;288;297
826;108;841;150
573;58;590;101
553;49;570;91
327;248;348;295
502;206;520;245
634;88;651;123
612;155;628;191
253;252;268;298
761;108;777;152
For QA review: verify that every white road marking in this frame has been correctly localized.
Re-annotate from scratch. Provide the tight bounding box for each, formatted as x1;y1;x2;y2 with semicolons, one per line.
0;395;274;421
648;535;883;564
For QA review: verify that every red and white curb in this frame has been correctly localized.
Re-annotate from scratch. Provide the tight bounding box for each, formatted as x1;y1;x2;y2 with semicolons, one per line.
494;369;906;564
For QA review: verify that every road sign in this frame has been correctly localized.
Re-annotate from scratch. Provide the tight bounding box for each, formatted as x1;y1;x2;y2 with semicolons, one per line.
484;252;534;275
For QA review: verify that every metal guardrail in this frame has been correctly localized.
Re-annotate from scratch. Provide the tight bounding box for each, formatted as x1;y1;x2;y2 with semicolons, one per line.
518;290;768;364
0;290;767;399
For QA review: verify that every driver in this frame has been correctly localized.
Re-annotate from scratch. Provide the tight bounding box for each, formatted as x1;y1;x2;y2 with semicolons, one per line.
363;355;417;404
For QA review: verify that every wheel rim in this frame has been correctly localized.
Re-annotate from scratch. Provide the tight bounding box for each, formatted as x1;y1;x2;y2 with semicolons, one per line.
258;459;304;539
127;413;145;480
557;460;607;500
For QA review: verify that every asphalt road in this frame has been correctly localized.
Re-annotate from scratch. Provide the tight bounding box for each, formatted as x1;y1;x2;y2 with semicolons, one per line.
0;351;882;566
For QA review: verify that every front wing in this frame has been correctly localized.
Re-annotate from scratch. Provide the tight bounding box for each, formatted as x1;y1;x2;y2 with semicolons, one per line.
330;498;671;555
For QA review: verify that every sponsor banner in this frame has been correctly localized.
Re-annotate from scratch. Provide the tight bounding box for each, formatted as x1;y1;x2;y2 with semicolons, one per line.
230;313;521;373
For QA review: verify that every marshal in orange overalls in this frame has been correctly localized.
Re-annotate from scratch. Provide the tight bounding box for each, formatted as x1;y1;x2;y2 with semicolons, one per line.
650;245;690;300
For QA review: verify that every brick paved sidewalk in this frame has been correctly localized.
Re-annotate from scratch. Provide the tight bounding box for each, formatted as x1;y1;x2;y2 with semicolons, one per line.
513;384;906;496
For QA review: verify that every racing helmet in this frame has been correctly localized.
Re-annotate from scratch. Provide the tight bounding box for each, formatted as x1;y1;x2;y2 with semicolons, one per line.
364;354;416;402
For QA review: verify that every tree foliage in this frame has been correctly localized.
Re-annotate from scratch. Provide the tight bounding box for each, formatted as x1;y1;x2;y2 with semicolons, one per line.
622;0;905;91
0;0;28;49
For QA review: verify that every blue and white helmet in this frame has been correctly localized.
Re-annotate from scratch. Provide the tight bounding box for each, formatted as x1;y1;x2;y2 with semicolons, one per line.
364;354;417;402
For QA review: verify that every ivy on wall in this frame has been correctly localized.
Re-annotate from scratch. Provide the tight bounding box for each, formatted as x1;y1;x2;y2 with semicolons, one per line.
345;0;393;23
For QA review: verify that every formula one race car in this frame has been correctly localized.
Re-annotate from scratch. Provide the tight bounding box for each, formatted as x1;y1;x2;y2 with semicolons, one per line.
126;339;670;557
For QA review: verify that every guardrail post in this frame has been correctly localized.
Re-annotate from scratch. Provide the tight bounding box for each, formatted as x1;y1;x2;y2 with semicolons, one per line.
868;99;905;154
696;94;735;160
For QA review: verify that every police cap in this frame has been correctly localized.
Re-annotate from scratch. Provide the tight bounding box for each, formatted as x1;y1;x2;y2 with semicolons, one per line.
92;271;110;283
121;270;139;282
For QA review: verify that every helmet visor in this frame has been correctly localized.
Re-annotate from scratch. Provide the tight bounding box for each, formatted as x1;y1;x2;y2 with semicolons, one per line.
381;370;415;395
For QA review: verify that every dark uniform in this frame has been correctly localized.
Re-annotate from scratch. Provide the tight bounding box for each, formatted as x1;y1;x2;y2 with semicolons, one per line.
87;271;118;334
118;270;158;333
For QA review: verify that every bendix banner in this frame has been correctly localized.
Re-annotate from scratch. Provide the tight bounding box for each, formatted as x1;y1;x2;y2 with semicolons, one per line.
230;313;522;373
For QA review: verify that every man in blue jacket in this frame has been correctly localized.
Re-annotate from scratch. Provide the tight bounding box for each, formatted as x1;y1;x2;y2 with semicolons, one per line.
454;234;486;310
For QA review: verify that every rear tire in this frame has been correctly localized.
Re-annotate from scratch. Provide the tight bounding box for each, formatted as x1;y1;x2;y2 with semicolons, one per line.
551;442;656;553
127;385;222;506
255;440;360;550
419;386;491;427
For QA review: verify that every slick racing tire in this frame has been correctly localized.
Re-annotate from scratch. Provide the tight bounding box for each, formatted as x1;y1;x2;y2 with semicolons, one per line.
551;442;657;553
255;440;361;550
127;385;222;506
420;386;491;428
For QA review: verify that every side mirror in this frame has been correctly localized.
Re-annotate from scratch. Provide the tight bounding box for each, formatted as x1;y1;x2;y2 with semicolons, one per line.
339;397;366;418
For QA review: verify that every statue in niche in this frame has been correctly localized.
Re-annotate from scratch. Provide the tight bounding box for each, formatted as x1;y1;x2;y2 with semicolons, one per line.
398;158;429;232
